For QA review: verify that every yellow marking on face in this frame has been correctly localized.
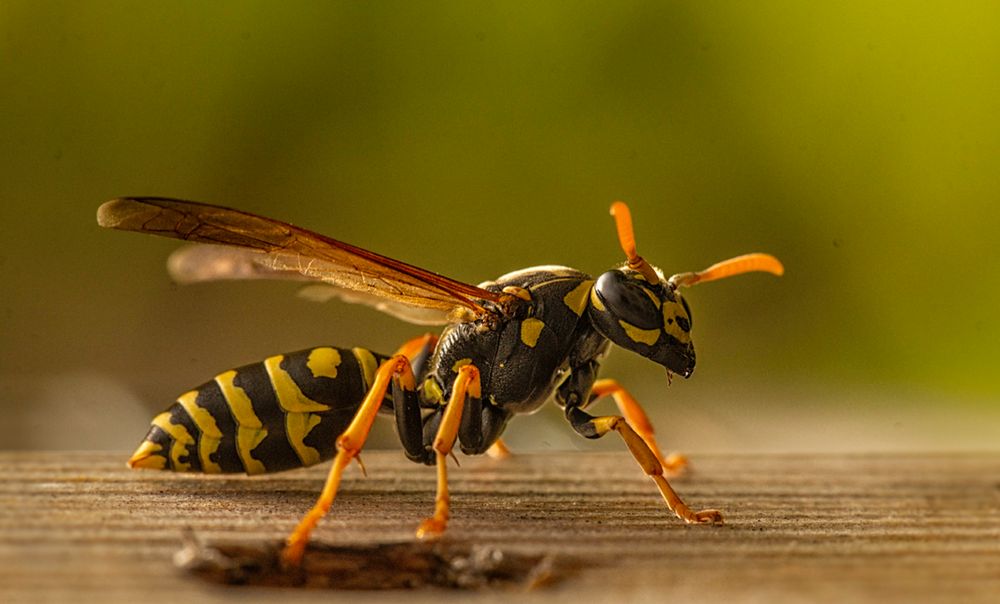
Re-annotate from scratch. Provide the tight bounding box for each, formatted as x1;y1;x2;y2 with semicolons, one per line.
262;356;330;467
662;302;691;342
151;411;195;472
639;285;662;308
618;320;661;346
176;390;223;474
589;288;606;311
452;357;472;372
215;370;267;475
353;348;378;390
422;377;444;405
520;318;545;348
562;280;594;316
127;439;166;470
307;347;342;379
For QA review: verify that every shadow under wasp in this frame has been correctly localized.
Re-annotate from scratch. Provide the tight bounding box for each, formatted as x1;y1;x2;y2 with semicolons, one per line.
97;197;783;566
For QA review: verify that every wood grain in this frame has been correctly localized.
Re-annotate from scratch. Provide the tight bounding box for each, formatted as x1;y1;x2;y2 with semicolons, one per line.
1;451;998;603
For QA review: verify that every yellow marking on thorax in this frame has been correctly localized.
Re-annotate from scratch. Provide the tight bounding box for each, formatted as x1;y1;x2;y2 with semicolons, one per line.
562;280;594;316
176;390;223;473
452;357;473;372
501;285;531;301
589;288;607;311
662;304;691;342
353;348;379;390
422;377;444;405
263;355;331;467
151;411;195;472
215;370;267;475
520;318;545;348
307;347;342;379
618;320;661;345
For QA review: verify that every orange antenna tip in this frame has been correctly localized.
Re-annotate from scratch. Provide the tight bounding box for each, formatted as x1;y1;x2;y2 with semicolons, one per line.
609;201;659;283
669;253;784;288
609;201;638;259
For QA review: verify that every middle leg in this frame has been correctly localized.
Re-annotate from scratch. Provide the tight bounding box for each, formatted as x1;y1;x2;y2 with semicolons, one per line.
485;439;512;459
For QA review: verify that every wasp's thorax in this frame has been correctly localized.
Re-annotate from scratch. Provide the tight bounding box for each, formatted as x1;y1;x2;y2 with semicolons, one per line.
587;267;696;378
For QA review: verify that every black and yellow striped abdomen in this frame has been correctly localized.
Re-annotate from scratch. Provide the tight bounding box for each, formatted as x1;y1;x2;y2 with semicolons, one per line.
128;346;386;475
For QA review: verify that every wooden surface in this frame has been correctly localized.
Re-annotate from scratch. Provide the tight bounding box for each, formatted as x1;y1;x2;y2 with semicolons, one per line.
1;451;998;603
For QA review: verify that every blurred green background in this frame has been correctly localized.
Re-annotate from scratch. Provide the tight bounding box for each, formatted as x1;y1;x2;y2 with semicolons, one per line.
2;2;997;454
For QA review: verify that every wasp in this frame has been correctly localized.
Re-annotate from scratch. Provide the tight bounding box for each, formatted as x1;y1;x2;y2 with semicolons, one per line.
97;197;783;565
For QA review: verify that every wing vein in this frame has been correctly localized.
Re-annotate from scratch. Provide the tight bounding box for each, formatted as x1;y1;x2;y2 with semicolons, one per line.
97;197;500;323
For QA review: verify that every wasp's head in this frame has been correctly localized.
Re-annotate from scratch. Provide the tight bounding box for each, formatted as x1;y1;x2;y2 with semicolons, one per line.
588;266;696;377
592;201;784;380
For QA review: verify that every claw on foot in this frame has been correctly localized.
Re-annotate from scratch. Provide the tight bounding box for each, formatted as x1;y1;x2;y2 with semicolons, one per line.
692;509;724;524
280;539;307;567
416;517;447;540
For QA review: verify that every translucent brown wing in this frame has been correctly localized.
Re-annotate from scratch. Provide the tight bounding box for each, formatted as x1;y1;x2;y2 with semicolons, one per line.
166;244;456;325
97;197;500;321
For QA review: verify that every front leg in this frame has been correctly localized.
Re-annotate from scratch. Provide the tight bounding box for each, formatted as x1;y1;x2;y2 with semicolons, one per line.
564;405;723;525
557;363;686;476
589;379;688;476
557;365;721;525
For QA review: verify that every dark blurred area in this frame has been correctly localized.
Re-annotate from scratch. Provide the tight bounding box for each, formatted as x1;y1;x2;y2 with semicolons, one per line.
2;2;997;453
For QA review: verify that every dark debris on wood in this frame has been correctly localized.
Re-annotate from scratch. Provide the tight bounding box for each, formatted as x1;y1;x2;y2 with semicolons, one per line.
174;530;561;590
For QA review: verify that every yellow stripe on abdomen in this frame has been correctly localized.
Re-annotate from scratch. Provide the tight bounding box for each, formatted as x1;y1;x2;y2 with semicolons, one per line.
307;347;342;379
151;411;196;472
176;390;223;474
263;354;331;467
353;348;379;390
215;370;268;475
127;439;167;470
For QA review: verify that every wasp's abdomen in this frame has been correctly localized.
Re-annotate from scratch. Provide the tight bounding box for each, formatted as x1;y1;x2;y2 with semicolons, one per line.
128;346;384;474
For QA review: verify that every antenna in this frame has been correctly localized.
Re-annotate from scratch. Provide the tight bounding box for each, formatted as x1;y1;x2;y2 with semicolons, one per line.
609;201;659;284
669;253;784;288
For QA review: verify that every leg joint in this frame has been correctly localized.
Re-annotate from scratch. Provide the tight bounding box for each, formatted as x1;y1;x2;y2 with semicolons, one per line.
566;406;623;440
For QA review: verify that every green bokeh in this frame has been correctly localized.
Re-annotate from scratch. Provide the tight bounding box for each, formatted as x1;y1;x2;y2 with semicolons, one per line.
2;2;997;451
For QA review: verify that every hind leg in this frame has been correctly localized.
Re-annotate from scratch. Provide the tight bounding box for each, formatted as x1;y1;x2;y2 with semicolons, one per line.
391;334;439;464
281;354;416;566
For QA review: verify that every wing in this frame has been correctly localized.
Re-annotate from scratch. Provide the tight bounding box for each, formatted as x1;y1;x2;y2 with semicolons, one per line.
167;244;454;325
166;244;307;283
97;197;501;321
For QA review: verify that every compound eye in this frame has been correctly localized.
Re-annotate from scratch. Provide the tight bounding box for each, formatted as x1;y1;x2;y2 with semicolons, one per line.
594;270;662;329
680;296;693;330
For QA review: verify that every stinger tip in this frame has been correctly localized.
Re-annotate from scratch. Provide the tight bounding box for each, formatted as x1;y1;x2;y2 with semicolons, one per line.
127;440;167;470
